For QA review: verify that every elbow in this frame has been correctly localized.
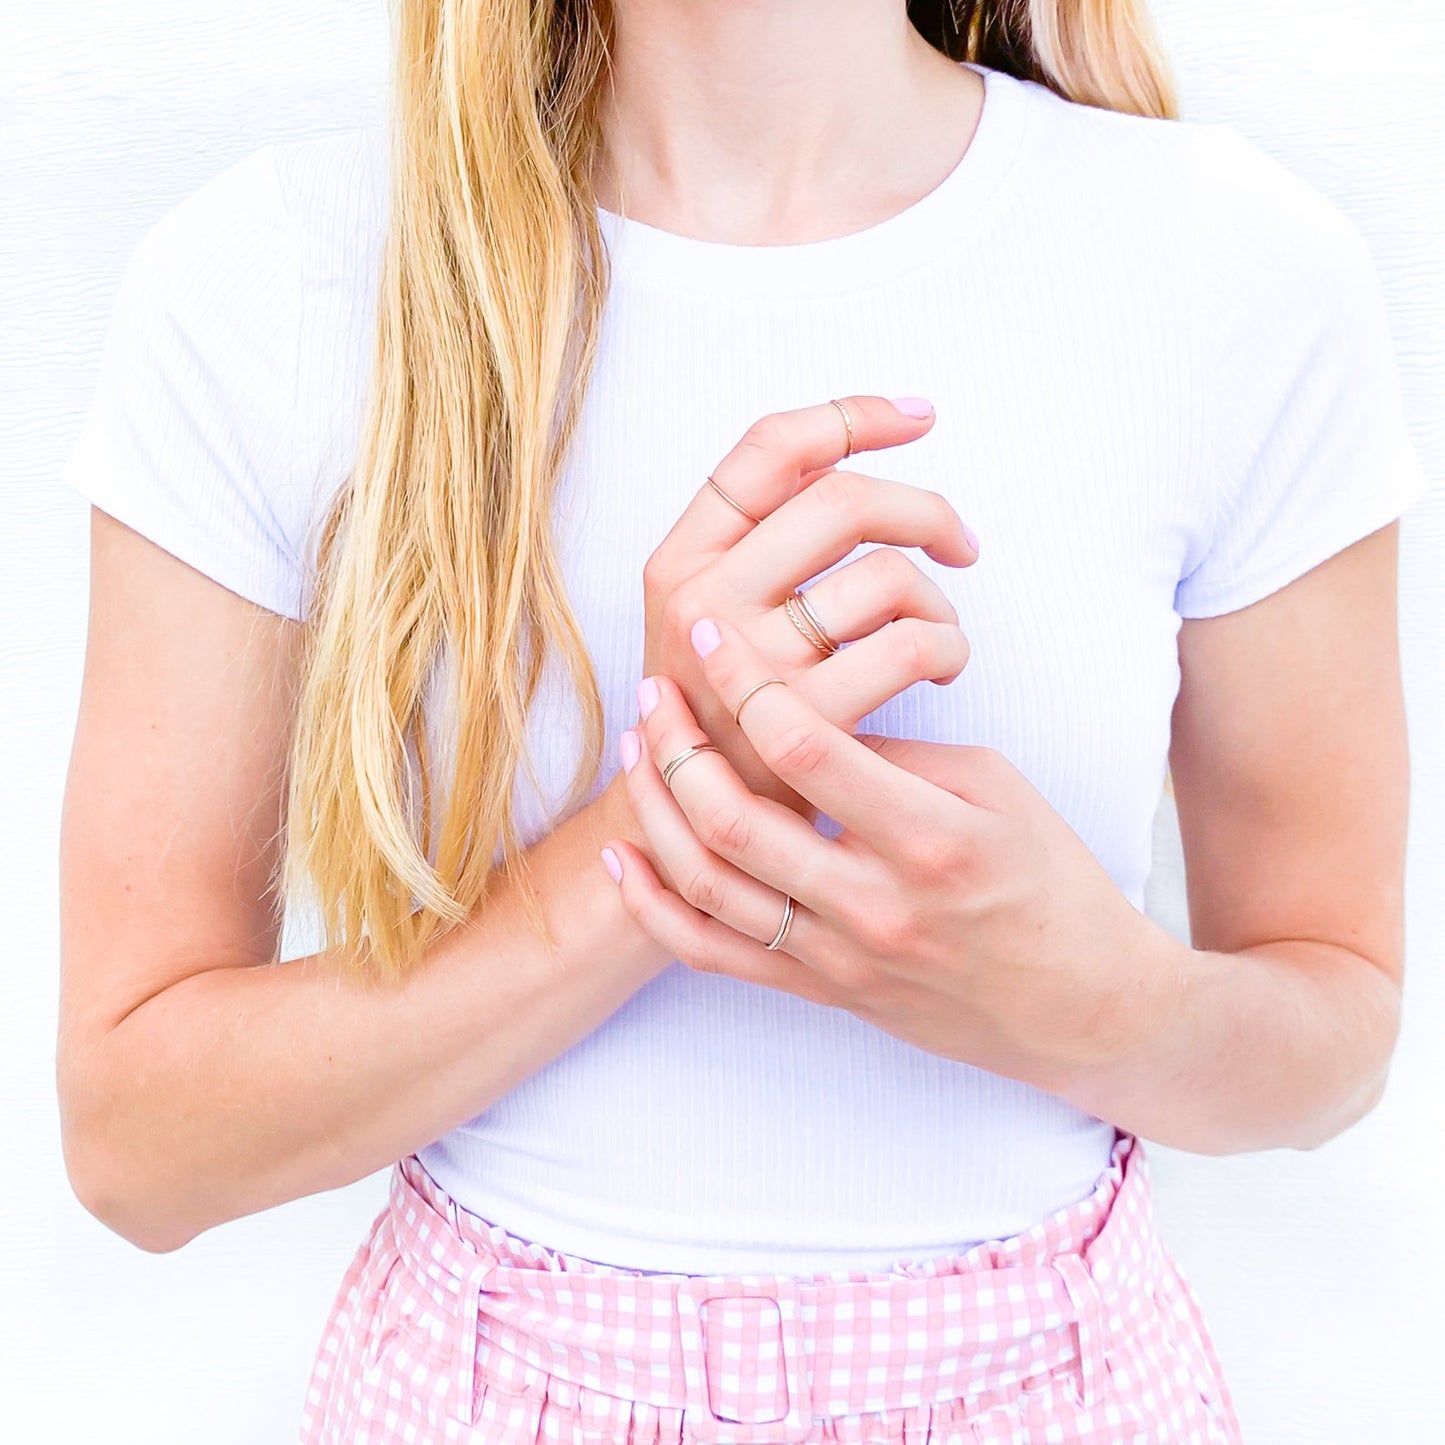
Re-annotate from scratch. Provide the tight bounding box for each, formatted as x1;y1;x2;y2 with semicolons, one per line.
57;1065;196;1256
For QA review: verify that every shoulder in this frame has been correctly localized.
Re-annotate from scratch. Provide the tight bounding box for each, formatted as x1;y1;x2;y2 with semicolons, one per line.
1008;73;1369;282
123;124;386;327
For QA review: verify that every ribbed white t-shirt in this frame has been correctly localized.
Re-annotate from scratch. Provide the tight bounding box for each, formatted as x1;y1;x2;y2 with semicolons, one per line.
61;62;1431;1274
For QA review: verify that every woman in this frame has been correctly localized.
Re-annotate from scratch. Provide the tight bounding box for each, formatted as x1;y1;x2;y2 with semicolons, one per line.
56;2;1429;1442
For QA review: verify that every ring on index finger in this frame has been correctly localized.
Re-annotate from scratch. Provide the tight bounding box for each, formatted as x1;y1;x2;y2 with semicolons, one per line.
705;473;762;525
661;742;721;791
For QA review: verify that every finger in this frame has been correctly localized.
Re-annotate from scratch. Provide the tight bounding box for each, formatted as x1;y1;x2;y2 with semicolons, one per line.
687;615;968;850
804;619;972;729
617;724;816;951
654;396;937;562
634;674;845;912
714;470;978;605
600;838;843;1006
800;545;960;637
756;545;960;671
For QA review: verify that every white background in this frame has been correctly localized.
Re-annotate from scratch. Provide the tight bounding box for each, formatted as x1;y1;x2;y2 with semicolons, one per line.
3;2;1441;1440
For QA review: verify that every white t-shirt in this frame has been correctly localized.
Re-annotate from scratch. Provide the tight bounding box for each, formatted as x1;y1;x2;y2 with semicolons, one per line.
61;62;1431;1274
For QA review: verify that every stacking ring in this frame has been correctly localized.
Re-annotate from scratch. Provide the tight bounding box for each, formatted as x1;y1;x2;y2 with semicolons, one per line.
784;589;840;656
765;893;796;952
706;473;762;525
660;742;720;790
732;677;785;726
828;398;855;458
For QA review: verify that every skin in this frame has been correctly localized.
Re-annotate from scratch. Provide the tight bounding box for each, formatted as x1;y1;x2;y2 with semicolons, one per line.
603;518;1411;1156
56;0;1409;1252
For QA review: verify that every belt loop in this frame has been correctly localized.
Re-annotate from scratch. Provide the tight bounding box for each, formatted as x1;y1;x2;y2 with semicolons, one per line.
1052;1254;1107;1411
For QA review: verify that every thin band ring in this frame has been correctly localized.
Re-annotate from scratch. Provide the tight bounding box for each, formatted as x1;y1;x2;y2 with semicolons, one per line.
660;742;720;790
706;473;762;525
784;594;833;657
787;589;841;655
828;398;855;458
732;677;785;726
765;893;796;952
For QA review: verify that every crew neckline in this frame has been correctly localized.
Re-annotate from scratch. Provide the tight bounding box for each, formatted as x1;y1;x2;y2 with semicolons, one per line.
594;62;1031;298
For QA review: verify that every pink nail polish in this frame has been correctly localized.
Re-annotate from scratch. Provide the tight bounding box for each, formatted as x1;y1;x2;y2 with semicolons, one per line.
963;523;980;554
637;678;660;719
619;729;641;773
889;396;934;419
600;847;623;884
691;618;721;658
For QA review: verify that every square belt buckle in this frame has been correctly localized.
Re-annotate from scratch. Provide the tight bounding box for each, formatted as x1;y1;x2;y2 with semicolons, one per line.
675;1277;813;1445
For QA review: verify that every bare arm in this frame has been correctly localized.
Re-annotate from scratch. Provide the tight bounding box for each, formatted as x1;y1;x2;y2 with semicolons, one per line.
57;509;666;1255
1071;520;1410;1152
57;395;970;1253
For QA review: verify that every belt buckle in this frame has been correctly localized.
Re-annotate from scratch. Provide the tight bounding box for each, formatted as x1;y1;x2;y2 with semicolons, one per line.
675;1276;813;1445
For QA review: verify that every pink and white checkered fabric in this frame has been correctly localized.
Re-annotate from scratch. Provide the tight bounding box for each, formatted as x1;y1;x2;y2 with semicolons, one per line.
300;1132;1241;1444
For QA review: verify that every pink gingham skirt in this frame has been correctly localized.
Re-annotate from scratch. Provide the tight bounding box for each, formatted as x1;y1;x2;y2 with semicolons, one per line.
298;1131;1241;1444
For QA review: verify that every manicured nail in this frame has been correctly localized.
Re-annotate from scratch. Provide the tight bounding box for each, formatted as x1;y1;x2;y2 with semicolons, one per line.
963;523;980;554
637;677;660;719
889;396;934;419
600;847;623;884
691;618;722;658
619;729;641;773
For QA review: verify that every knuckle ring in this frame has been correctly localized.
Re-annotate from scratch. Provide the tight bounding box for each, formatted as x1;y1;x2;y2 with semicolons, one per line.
732;677;785;727
660;742;720;790
784;589;840;656
828;398;855;458
706;473;762;525
765;893;796;952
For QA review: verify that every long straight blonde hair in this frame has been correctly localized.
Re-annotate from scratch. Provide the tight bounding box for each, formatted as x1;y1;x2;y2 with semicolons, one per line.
280;0;1179;981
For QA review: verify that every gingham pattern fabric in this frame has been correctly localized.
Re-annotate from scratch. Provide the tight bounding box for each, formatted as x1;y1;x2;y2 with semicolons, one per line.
300;1133;1241;1444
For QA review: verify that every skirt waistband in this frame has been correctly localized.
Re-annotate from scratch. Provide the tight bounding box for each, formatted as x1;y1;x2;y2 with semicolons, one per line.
383;1130;1161;1442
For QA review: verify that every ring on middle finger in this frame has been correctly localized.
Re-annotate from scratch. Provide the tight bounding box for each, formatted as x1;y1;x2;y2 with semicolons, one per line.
784;589;841;656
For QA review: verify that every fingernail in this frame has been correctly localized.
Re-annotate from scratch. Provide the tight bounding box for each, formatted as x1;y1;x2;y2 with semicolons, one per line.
691;618;721;658
619;729;641;773
637;677;660;719
889;396;934;419
600;847;623;884
963;523;980;554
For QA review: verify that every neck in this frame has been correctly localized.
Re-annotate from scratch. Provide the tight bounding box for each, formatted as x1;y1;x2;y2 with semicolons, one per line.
591;1;984;245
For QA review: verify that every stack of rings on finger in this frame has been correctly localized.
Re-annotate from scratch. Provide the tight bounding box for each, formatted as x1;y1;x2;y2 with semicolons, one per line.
784;589;840;656
660;742;720;791
765;893;796;952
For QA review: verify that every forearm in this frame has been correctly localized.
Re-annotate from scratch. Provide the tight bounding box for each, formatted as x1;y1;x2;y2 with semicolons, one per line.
1059;922;1402;1155
67;776;669;1253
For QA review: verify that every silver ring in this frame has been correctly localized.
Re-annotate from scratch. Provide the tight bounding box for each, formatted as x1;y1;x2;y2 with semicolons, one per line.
764;893;796;952
706;473;762;525
828;398;855;458
660;742;720;790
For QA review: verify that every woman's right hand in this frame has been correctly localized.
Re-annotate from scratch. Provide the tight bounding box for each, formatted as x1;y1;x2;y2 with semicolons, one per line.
636;395;979;822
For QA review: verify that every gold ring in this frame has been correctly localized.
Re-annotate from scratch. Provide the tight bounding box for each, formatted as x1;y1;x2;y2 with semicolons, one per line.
828;398;855;458
732;677;785;727
785;590;840;656
706;473;762;525
764;893;796;952
660;742;720;790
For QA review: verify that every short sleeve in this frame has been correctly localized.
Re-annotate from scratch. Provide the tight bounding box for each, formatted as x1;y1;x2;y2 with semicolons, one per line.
1173;126;1434;620
60;145;308;620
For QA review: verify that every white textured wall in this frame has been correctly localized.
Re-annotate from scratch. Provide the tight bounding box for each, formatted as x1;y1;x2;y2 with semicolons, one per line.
3;3;1440;1441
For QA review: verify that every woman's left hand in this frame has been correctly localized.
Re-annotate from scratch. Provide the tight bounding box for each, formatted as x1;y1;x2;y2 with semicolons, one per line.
602;614;1183;1096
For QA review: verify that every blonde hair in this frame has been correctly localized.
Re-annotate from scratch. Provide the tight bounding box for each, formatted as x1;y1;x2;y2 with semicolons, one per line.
281;0;1178;980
